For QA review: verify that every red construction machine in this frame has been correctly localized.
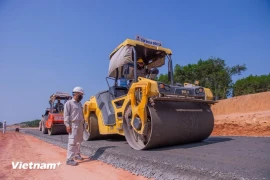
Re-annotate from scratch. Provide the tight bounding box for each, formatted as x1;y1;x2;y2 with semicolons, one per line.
40;92;72;135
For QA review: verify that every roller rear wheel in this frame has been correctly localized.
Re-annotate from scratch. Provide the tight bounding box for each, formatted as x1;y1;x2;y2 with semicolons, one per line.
48;126;54;135
83;113;101;140
42;123;48;134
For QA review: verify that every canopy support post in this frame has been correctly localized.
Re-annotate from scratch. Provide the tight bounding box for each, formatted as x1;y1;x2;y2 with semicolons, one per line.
132;47;137;82
167;54;174;85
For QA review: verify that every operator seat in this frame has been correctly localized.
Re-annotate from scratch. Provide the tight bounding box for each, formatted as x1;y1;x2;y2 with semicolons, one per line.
109;86;128;98
146;68;159;79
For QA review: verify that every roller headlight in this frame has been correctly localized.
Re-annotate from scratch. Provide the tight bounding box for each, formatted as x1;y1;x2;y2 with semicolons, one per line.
195;88;204;94
159;83;170;91
159;83;165;89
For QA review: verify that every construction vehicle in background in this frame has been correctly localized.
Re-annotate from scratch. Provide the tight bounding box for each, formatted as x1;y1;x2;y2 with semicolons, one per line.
39;108;50;132
40;92;72;135
83;36;217;150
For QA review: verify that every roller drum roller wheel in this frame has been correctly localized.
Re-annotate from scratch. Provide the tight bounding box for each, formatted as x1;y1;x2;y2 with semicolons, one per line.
123;101;214;150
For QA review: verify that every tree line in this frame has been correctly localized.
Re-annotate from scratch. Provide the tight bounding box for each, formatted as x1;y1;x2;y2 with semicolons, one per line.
157;57;269;99
233;73;270;96
0;120;41;128
19;119;41;127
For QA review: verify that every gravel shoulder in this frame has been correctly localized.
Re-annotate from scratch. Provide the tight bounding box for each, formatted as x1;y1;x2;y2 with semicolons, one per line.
21;129;270;180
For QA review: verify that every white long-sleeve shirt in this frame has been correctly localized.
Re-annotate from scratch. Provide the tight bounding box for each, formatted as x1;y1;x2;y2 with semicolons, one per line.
64;98;84;127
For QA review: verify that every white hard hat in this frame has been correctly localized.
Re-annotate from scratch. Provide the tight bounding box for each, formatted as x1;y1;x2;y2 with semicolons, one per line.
72;87;84;94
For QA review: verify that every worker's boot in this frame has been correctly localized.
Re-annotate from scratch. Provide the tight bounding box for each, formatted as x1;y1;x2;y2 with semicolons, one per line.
66;159;78;166
74;154;84;160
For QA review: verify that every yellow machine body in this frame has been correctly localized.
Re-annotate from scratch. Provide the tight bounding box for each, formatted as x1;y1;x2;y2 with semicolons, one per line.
83;37;217;150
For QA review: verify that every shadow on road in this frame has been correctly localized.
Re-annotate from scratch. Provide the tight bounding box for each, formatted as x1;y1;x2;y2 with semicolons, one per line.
85;135;126;142
89;146;116;160
149;137;234;151
105;135;126;142
78;146;116;164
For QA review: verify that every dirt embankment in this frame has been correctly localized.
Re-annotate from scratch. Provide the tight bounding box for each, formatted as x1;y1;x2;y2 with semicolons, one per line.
211;92;270;136
0;132;148;180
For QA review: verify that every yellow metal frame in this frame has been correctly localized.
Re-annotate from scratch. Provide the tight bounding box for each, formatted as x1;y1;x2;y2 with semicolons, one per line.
204;88;214;101
83;79;215;137
109;39;173;59
83;77;159;136
128;77;159;134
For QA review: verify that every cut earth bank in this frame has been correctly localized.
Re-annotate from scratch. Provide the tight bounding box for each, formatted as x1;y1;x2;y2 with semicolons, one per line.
211;91;270;136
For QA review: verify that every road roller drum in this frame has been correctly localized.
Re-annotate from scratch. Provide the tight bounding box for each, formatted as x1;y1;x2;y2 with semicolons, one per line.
123;101;214;150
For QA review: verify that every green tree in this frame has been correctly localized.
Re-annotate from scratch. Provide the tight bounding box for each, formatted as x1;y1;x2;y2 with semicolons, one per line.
156;73;170;84
157;57;246;99
0;122;2;128
233;73;270;96
20;119;41;127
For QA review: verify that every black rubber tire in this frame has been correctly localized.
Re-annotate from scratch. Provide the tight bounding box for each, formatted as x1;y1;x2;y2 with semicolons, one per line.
48;125;55;135
83;113;101;140
42;122;48;134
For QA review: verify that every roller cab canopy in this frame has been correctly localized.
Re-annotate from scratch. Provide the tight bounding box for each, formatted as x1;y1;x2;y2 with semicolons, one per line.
108;36;173;79
49;92;72;105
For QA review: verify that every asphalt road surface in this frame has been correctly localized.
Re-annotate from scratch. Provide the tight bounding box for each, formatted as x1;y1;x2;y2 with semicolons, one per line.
21;129;270;180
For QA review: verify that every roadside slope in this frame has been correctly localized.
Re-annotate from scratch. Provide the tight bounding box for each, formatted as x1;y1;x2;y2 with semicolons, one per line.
211;92;270;136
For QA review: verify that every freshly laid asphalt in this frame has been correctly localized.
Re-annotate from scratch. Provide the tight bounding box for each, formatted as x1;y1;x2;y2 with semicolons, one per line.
21;129;270;180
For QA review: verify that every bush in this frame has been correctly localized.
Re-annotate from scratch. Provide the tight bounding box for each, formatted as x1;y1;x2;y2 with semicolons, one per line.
20;119;41;127
233;73;270;96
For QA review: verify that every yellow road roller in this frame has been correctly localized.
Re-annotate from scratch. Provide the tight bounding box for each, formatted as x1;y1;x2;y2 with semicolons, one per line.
83;36;217;150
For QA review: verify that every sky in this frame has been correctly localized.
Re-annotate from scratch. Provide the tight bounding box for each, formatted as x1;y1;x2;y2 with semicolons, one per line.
0;0;269;124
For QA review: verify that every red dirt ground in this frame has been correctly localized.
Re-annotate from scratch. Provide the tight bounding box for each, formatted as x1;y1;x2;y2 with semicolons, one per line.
211;92;270;136
0;131;149;180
